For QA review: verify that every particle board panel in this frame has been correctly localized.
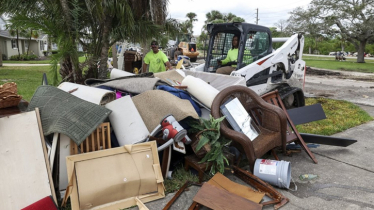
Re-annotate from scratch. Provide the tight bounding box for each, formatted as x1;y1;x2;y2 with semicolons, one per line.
65;141;164;210
193;183;262;210
0;109;57;209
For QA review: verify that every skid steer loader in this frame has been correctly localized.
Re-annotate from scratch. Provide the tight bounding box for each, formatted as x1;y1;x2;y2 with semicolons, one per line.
194;22;306;108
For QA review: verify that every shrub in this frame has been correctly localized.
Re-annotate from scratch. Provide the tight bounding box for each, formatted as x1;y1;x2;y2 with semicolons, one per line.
9;53;39;61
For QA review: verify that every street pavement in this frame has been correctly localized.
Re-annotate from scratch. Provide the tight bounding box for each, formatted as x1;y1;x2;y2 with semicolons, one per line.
2;63;51;66
136;69;374;209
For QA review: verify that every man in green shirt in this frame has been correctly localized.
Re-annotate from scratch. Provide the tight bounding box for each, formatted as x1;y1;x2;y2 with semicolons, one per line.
217;36;253;75
142;41;172;73
217;36;239;75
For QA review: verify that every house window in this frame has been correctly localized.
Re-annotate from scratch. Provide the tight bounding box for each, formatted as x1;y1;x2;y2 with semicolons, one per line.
11;40;17;49
40;41;44;51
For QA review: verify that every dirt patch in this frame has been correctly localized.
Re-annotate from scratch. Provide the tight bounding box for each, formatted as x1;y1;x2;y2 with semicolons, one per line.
306;67;342;76
306;67;374;82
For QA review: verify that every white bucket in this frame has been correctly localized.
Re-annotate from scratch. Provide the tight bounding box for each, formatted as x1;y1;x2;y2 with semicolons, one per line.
253;159;291;189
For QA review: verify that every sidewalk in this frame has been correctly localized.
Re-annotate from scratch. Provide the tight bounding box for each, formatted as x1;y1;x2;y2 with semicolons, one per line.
2;63;51;66
139;105;374;210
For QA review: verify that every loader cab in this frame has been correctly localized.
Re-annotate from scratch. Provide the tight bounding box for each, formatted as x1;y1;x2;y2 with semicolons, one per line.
204;22;272;72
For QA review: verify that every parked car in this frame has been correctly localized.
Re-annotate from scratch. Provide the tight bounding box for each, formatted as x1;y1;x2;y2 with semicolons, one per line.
329;52;336;56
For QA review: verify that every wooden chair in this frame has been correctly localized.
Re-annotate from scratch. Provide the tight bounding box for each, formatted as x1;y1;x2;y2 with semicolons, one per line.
261;90;318;164
211;85;288;171
70;122;111;155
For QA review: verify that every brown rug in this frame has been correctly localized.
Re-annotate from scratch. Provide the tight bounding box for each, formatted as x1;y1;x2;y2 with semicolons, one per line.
132;90;199;132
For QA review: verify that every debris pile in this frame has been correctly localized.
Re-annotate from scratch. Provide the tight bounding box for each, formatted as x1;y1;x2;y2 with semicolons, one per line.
0;70;356;210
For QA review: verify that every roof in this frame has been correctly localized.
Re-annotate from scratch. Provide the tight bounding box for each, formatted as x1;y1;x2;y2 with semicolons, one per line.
0;29;46;40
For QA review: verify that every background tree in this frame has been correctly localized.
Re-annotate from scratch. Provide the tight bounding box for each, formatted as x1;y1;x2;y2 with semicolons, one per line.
290;0;374;63
287;6;330;55
186;12;197;34
0;42;2;67
200;10;245;47
274;19;288;33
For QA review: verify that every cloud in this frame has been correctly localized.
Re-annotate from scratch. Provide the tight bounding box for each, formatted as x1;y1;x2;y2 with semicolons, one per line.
168;0;311;35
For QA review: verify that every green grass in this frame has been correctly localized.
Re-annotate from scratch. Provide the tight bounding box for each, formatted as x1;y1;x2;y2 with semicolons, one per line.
296;97;373;135
303;55;374;73
164;165;200;194
0;66;52;101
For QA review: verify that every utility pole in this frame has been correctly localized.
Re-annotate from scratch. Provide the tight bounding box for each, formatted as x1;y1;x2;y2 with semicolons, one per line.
255;8;259;25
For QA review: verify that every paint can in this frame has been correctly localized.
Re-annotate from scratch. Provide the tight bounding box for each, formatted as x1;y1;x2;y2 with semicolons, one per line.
253;159;291;189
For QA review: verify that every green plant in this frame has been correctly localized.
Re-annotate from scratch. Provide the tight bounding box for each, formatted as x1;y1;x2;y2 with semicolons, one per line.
188;115;231;175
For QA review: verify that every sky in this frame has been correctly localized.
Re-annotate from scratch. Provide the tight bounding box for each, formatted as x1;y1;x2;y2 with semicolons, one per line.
168;0;312;36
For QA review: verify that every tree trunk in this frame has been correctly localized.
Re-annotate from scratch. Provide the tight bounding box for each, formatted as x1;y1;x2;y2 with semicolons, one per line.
0;38;2;66
27;30;32;56
48;37;52;56
59;55;83;84
98;17;112;79
309;46;311;54
357;40;366;63
0;49;2;67
141;41;149;73
17;30;21;59
112;42;118;68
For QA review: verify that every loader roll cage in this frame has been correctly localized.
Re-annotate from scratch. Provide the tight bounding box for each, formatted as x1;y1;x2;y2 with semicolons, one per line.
204;22;273;72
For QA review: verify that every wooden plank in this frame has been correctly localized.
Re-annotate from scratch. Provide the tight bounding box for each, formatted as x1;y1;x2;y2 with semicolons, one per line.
86;136;89;153
301;133;357;147
0;110;56;209
97;125;100;150
49;133;59;171
193;183;262;210
91;132;95;152
59;134;72;190
106;123;111;148
287;103;326;125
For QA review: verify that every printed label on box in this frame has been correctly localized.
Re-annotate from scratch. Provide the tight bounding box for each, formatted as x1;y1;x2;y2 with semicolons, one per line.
258;159;277;175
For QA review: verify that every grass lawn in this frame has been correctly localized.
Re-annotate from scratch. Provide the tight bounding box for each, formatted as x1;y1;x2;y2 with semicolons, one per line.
303;55;374;73
0;66;52;101
297;97;372;135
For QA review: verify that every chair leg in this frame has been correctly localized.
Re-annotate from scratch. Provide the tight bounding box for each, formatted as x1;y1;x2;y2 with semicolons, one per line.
271;149;279;161
296;139;318;164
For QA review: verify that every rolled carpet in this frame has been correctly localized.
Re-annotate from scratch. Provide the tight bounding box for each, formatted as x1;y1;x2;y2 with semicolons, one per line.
181;75;219;108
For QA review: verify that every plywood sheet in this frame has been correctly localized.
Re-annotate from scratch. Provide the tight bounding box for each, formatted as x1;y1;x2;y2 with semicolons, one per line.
0;110;56;209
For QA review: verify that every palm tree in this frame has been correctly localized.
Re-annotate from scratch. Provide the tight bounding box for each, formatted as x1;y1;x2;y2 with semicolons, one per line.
223;13;236;22
186;12;197;34
7;25;23;59
205;10;223;24
1;0;170;84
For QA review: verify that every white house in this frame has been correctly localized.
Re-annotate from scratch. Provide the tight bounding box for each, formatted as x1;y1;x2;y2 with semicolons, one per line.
0;16;48;60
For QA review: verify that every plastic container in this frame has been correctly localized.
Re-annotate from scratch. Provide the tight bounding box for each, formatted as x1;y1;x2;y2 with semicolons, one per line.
253;159;291;189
